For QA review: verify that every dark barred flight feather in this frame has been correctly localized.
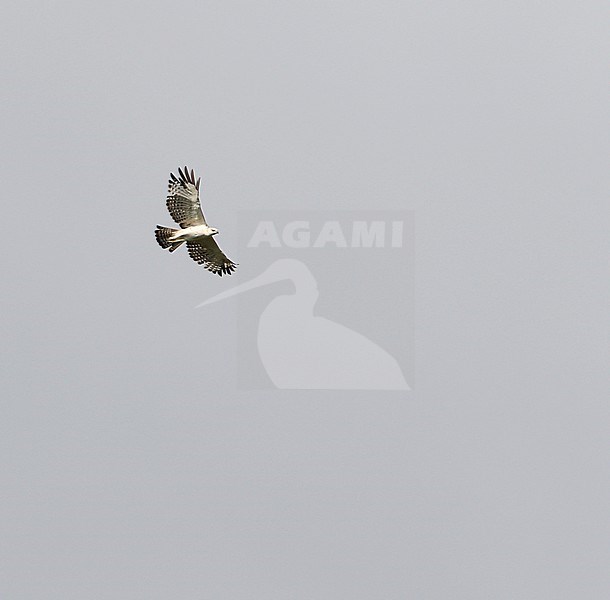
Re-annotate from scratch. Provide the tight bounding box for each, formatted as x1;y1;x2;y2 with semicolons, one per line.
166;166;206;228
186;240;238;276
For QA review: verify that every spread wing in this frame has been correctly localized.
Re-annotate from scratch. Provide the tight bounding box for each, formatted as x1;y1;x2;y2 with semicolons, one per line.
166;166;206;228
186;238;238;276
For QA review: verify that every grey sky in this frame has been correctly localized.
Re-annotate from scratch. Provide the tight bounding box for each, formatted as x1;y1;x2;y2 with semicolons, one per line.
2;1;609;598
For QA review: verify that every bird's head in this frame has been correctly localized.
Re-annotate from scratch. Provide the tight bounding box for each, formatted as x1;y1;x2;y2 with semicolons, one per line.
207;227;220;236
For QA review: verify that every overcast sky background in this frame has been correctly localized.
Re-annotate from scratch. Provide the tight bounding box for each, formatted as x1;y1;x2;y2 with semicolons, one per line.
1;1;609;598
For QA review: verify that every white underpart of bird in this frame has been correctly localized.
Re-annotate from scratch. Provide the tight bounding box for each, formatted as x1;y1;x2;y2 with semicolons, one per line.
154;166;238;276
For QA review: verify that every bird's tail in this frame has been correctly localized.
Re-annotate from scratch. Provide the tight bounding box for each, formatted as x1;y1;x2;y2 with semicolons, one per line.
155;225;184;253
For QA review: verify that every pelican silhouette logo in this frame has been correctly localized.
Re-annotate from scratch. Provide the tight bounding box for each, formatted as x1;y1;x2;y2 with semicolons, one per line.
199;258;409;389
198;211;414;391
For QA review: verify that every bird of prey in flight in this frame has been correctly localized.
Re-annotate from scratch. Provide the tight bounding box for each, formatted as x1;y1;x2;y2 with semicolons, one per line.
155;166;238;276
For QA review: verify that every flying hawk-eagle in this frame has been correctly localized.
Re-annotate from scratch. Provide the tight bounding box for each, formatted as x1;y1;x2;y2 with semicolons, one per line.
155;167;237;276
